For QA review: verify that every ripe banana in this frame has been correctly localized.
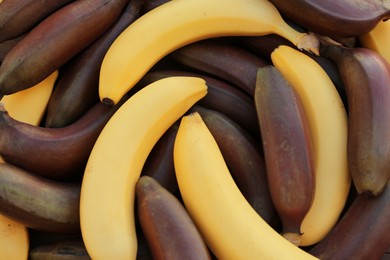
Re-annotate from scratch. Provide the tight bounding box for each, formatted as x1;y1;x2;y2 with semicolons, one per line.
99;0;320;105
190;105;276;226
139;69;260;139
310;181;390;259
0;214;28;260
271;45;350;246
321;45;390;196
80;76;207;259
360;19;390;66
1;70;57;126
173;112;317;259
45;0;142;128
0;99;124;181
0;162;81;233
136;175;211;260
268;0;390;38
0;0;130;98
171;38;268;96
254;66;315;245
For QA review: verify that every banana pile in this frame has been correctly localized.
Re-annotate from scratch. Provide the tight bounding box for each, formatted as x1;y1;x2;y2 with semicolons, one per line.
0;0;390;259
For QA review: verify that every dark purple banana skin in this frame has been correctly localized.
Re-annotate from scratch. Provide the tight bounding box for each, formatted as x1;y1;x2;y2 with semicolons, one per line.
268;0;390;37
321;45;390;196
0;0;76;43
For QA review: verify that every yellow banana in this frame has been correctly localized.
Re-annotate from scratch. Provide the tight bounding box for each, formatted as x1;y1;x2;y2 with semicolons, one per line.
1;70;58;125
0;70;57;260
99;0;320;105
0;214;28;260
173;112;317;260
271;45;350;246
80;76;207;259
359;19;390;64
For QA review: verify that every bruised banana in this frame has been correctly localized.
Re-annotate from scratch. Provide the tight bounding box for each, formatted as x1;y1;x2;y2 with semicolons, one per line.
45;0;143;128
255;66;315;246
0;162;80;234
0;0;130;98
174;112;317;259
136;176;211;260
99;0;320;105
360;19;390;66
271;45;350;246
0;0;75;43
0;99;125;181
321;45;390;196
268;0;390;38
190;105;276;226
310;181;390;259
80;76;207;259
170;38;268;96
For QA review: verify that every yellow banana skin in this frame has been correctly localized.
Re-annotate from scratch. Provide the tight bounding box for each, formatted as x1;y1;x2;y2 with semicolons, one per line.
0;70;57;260
173;112;317;260
80;76;207;259
1;70;57;126
99;0;320;105
271;45;350;246
360;20;390;64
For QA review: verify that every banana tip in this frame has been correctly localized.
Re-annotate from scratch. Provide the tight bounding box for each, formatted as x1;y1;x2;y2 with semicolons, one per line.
296;33;320;56
102;97;115;106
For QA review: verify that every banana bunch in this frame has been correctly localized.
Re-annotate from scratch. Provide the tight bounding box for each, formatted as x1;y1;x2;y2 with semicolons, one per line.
0;0;390;259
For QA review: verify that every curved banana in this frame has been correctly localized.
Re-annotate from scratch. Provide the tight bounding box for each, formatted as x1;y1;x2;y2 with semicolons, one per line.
359;20;390;65
99;0;320;105
173;112;317;259
271;45;350;246
1;70;57;125
80;76;207;259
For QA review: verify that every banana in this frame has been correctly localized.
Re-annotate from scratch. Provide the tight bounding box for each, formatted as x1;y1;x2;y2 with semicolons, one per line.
1;70;58;126
0;0;75;43
321;45;390;196
99;0;320;105
268;0;390;38
139;69;260;139
136;175;211;260
190;105;276;226
80;76;207;259
173;112;317;259
0;162;80;233
170;38;268;96
254;66;315;245
45;0;143;128
0;214;29;260
0;0;130;98
310;181;390;259
271;45;350;246
359;19;390;65
141;123;179;194
0;99;124;181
